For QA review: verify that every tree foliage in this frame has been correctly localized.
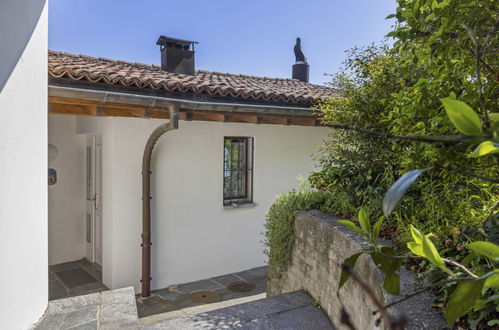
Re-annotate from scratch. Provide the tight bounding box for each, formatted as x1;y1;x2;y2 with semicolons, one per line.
311;0;498;243
310;0;498;327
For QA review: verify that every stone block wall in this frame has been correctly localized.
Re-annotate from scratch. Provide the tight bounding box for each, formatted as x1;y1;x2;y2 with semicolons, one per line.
267;210;445;330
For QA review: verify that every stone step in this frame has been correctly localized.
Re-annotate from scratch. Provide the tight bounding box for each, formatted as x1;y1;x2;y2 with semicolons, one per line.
32;287;139;329
139;293;267;326
141;290;335;329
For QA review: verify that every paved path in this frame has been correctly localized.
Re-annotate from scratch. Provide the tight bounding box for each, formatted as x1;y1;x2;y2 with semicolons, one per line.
142;291;334;329
32;287;334;329
136;266;267;318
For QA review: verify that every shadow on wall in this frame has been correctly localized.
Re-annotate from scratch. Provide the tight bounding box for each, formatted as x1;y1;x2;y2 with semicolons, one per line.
0;0;46;93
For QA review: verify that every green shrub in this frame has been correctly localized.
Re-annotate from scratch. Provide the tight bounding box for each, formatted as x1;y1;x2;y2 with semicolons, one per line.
264;182;329;279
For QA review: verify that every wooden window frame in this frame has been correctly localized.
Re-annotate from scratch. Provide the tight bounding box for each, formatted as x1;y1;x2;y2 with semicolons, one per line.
223;137;254;207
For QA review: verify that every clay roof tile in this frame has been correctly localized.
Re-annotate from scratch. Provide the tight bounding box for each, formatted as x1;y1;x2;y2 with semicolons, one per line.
48;50;338;105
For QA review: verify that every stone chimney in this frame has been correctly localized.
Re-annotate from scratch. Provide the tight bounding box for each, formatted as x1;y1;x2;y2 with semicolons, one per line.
156;36;198;75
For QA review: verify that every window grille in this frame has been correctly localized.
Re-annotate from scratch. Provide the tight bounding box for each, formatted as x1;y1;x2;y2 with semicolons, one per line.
223;137;253;206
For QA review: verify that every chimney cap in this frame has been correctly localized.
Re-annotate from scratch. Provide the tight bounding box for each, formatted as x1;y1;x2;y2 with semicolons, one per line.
156;35;198;48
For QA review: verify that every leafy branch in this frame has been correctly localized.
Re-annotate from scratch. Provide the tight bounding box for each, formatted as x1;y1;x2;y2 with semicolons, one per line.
336;98;499;325
459;13;499;126
433;164;499;184
378;277;474;312
322;122;491;145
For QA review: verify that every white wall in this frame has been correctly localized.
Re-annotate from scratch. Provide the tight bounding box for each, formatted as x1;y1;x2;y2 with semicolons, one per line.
72;115;328;292
48;114;86;265
0;1;48;329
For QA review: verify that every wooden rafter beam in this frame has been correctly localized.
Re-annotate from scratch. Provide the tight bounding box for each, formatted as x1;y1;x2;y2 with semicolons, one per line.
48;96;323;127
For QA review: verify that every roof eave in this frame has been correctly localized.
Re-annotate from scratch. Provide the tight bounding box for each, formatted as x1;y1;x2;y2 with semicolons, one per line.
48;82;321;117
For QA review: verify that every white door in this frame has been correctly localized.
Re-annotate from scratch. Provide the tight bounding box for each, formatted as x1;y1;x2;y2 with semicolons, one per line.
85;135;103;265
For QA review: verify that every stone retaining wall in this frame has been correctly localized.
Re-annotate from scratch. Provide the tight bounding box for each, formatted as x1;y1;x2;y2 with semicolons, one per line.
267;210;446;330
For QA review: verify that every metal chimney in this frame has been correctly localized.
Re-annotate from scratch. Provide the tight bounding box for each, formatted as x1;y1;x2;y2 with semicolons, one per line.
292;37;309;83
156;36;198;75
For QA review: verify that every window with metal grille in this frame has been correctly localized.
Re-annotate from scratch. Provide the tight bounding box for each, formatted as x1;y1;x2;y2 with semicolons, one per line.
223;137;254;206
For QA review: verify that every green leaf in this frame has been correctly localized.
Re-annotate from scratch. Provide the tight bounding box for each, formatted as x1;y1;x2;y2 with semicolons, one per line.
489;113;499;122
488;320;499;327
421;234;446;270
407;225;450;273
469;141;499;158
492;121;499;143
484;271;499;288
466;241;499;262
383;169;426;217
371;246;403;294
373;216;384;241
384;268;402;294
441;98;483;136
338;253;363;290
358;207;370;234
338;220;365;237
409;225;424;244
407;242;422;256
445;279;485;325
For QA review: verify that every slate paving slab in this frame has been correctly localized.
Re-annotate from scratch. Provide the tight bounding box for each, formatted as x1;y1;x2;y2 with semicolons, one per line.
268;304;333;329
50;261;82;273
66;319;98;330
48;292;100;314
69;282;108;296
49;272;57;281
210;274;241;286
176;279;224;293
136;266;268;319
50;280;69;300
56;268;98;288
33;287;139;330
246;266;267;278
49;259;108;301
153;288;184;302
33;306;99;330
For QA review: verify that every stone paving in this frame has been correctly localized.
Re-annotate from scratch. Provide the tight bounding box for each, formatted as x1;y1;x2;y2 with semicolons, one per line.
32;287;334;329
136;266;267;318
32;287;139;329
34;265;334;329
139;293;267;326
49;259;108;301
141;291;334;329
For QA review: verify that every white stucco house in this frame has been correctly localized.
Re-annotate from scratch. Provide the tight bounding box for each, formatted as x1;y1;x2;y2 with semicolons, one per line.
47;38;334;295
1;1;336;328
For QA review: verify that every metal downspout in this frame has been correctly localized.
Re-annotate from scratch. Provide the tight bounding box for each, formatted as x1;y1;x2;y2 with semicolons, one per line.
141;103;179;297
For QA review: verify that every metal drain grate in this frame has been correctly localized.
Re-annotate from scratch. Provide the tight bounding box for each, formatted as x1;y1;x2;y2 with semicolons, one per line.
227;281;255;293
188;290;219;303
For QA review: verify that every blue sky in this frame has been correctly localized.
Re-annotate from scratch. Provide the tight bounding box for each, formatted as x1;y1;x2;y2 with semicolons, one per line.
48;0;396;85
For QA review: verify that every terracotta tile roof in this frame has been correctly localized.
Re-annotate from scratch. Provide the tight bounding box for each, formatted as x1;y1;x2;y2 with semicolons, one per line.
48;50;337;106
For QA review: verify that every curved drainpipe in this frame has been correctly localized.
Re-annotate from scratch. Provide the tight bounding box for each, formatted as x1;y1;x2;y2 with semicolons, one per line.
141;103;179;297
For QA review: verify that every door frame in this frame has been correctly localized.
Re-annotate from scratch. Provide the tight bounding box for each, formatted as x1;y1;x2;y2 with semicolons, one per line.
85;134;103;265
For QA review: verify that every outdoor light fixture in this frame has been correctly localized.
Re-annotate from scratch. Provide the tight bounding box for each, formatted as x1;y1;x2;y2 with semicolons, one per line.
48;144;59;161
